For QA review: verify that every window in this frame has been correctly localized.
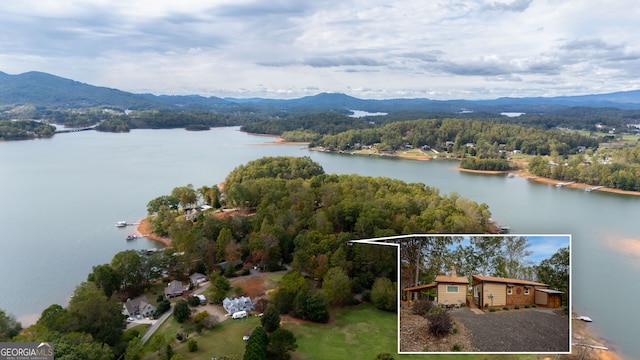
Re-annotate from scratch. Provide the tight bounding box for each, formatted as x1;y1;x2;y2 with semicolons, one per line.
446;285;459;293
524;287;530;295
507;286;513;295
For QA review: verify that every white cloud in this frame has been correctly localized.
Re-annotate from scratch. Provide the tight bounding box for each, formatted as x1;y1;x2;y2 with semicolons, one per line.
1;0;639;99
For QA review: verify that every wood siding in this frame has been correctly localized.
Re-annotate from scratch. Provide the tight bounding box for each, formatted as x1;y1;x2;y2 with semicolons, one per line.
483;283;506;307
437;283;467;306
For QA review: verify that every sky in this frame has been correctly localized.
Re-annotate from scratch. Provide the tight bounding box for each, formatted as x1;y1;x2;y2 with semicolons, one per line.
1;0;639;100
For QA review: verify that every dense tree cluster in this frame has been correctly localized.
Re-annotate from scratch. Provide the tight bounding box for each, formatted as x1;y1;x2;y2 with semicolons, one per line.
528;150;640;191
241;112;373;141
0;120;55;139
459;157;514;171
536;247;570;314
314;118;598;156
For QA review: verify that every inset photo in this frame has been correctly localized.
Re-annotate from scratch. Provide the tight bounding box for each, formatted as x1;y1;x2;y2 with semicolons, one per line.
398;234;570;354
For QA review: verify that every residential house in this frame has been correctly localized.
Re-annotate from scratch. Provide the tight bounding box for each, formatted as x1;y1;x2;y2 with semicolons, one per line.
164;280;187;299
123;295;156;318
222;296;254;315
472;275;562;308
403;266;469;307
189;272;207;286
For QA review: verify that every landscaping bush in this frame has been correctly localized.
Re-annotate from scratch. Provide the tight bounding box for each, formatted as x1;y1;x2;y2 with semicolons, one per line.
154;299;171;318
411;299;434;317
362;290;372;303
241;269;251;276
187;338;198;352
188;295;201;307
514;305;520;309
194;311;210;325
452;343;463;352
524;304;530;308
459;302;466;307
532;304;537;308
489;307;497;312
427;309;453;338
503;306;509;310
453;327;458;334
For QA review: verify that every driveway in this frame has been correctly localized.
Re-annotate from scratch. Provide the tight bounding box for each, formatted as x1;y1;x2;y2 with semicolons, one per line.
450;308;570;352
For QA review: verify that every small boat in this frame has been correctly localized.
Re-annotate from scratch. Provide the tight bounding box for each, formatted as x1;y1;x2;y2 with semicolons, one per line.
116;221;127;227
577;316;593;322
126;234;138;240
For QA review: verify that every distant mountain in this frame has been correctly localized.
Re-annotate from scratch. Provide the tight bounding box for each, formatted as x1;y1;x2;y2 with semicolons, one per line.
0;71;161;109
1;70;640;112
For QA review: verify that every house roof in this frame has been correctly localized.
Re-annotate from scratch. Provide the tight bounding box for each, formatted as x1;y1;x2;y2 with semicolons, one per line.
403;283;437;292
536;288;564;294
435;275;469;284
164;280;186;296
189;272;206;282
472;275;547;287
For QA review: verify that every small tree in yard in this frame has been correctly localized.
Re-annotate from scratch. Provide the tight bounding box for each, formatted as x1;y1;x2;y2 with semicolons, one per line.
243;326;268;360
371;277;397;312
261;304;280;333
187;338;198;352
268;328;298;360
173;299;190;323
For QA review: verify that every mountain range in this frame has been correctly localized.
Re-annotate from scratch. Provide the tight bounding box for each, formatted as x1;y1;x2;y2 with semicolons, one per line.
2;70;640;113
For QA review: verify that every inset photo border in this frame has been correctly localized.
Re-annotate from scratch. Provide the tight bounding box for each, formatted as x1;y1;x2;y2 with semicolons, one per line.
351;234;571;355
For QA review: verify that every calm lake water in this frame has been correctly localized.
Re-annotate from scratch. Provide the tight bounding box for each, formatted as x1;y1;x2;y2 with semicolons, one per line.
1;127;638;358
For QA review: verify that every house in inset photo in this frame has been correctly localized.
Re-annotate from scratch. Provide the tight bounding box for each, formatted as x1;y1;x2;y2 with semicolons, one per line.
472;275;563;309
404;266;469;308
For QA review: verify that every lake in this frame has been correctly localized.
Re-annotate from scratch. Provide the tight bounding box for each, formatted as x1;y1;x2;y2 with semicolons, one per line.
1;127;638;358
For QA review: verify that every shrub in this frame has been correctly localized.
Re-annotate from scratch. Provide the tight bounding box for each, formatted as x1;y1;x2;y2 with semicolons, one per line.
175;332;184;341
452;343;463;352
503;306;509;310
453;327;458;334
427;309;453;338
194;311;210;325
371;277;397;312
187;338;198;352
460;302;466;307
489;307;497;312
484;303;488;309
411;299;434;317
362;290;372;302
532;304;537;308
514;305;520;309
188;295;201;307
154;300;171;318
173;299;190;323
241;269;250;276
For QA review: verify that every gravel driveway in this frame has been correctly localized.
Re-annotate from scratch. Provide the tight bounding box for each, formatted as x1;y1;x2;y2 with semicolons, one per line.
450;308;570;352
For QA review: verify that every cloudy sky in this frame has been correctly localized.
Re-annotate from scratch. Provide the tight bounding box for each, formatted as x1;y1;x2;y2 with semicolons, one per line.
1;0;639;99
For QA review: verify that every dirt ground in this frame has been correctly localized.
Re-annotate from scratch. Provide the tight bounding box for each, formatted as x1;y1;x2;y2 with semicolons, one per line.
399;306;475;353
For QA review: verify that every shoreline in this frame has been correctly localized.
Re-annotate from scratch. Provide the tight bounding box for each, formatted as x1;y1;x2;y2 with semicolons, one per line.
137;217;172;247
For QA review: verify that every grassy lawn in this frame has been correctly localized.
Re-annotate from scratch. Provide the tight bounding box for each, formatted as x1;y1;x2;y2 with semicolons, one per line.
144;314;260;360
143;304;541;360
287;304;396;360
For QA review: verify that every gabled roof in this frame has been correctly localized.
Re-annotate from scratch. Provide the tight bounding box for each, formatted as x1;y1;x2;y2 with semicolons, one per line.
435;275;469;284
472;275;547;287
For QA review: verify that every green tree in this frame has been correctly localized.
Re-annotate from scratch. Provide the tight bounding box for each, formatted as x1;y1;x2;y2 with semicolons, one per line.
0;309;22;341
124;336;144;360
261;304;281;333
536;247;570;312
173;299;190;323
88;263;122;297
243;326;268;360
111;250;144;291
36;304;75;333
67;282;125;346
322;267;351;305
371;277;397;312
187;337;198;352
268;328;298;360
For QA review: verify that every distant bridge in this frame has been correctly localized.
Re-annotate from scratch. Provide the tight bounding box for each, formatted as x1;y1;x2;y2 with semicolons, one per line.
54;124;98;133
